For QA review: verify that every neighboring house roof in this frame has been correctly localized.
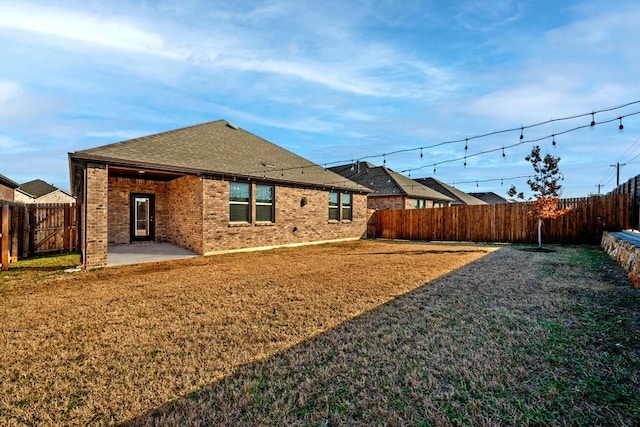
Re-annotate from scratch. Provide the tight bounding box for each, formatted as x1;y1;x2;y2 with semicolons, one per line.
330;162;453;202
469;192;509;204
19;179;62;198
0;173;19;189
69;120;368;193
414;177;487;205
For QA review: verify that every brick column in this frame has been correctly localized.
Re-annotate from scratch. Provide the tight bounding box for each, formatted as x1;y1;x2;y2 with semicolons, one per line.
85;163;108;268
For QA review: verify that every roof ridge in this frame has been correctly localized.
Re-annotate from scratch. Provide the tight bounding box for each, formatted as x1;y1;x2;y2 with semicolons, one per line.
75;119;229;153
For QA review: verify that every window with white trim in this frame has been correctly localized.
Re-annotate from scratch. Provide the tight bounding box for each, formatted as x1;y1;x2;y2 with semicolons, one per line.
413;199;426;208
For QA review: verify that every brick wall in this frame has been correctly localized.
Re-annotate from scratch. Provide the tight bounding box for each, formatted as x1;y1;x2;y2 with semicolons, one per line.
368;196;407;210
85;164;108;269
107;177;168;244
166;175;203;253
202;178;367;254
92;173;367;267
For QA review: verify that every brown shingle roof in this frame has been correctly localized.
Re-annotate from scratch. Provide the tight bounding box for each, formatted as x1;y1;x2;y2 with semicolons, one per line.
70;120;368;193
414;177;487;205
19;179;59;198
331;163;453;201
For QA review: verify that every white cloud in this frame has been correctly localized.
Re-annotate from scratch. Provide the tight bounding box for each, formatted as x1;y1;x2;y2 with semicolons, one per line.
0;2;187;60
0;135;36;154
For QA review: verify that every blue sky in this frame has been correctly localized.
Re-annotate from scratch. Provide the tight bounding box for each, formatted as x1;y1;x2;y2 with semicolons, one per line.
1;0;639;198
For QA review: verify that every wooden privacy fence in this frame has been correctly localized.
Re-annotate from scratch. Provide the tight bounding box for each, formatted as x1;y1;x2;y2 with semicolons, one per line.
1;202;80;271
372;194;630;245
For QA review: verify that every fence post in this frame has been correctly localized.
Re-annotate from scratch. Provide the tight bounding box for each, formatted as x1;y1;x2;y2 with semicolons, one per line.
28;205;35;257
11;206;18;263
64;204;71;253
1;204;9;271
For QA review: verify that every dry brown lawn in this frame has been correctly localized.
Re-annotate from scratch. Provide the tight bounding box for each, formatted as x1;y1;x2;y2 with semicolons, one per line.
0;240;494;426
1;240;639;426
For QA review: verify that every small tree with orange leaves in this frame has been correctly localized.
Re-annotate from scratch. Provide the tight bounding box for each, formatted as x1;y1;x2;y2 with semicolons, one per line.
508;145;571;248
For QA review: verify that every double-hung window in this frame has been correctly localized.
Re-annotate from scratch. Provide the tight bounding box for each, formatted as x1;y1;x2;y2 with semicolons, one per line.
229;182;251;222
329;191;352;221
229;182;275;224
256;184;274;222
341;193;352;220
329;192;340;221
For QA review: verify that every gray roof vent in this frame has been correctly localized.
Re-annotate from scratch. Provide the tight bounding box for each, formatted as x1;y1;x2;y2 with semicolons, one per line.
261;161;276;168
226;122;239;130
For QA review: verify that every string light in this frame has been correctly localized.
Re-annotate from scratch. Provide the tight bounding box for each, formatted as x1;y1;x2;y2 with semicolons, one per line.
464;138;468;151
552;134;556;147
502;147;506;157
464;156;467;167
450;174;532;186
237;100;640;188
400;110;640;177
420;148;424;159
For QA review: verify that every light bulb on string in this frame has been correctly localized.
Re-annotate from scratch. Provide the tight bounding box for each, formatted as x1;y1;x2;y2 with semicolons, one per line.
502;147;506;157
619;117;624;131
520;127;524;140
420;148;424;159
433;164;436;174
465;138;468;151
383;154;386;166
590;111;596;128
464;156;467;167
552;134;556;148
350;162;355;171
500;178;504;186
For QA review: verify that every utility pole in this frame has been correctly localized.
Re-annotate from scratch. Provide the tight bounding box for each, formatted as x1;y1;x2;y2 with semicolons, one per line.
610;162;626;186
595;184;603;194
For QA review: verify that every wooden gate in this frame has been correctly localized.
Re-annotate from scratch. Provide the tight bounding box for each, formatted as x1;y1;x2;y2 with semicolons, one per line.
28;203;80;256
1;202;80;271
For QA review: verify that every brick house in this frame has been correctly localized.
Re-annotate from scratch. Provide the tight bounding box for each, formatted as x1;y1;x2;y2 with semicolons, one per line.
69;120;370;269
330;162;452;210
14;179;75;204
0;173;19;202
414;177;487;205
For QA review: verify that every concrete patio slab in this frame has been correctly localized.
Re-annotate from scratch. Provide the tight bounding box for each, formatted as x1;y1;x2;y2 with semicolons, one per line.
107;243;198;267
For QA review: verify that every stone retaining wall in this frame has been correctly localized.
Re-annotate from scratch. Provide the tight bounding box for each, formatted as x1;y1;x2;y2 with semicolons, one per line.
601;231;640;288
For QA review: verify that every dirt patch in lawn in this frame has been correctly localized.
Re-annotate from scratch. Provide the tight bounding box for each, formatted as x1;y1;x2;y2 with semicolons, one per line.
0;240;496;426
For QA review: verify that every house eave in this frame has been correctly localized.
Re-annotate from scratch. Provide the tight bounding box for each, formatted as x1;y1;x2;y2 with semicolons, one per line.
68;153;370;195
